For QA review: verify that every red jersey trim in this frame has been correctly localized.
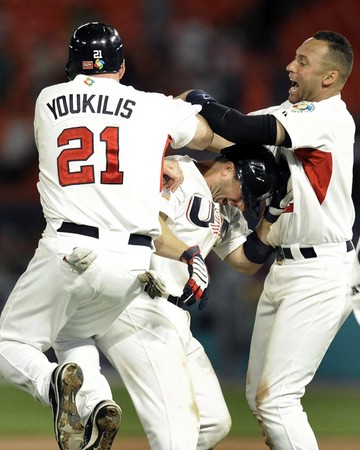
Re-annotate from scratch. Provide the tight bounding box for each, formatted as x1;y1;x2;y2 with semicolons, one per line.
294;148;332;204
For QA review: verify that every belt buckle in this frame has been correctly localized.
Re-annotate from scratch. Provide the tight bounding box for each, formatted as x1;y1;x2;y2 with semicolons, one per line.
275;247;285;264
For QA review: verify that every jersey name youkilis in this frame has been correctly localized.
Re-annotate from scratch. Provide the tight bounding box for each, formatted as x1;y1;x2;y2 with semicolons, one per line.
151;156;250;296
34;75;201;238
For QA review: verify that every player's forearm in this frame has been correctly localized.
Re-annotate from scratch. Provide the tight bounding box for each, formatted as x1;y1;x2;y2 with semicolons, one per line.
225;246;262;276
154;215;188;260
200;102;279;145
186;114;214;150
207;133;233;153
225;218;274;275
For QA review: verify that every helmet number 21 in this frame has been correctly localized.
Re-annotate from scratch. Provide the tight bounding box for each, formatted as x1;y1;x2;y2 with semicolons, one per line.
57;126;123;186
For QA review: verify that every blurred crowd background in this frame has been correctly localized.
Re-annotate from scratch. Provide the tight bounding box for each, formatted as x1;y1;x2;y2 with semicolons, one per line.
0;0;359;384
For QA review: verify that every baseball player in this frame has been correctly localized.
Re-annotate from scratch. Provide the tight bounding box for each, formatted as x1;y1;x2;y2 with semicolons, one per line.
185;30;355;449
0;22;216;450
55;145;285;450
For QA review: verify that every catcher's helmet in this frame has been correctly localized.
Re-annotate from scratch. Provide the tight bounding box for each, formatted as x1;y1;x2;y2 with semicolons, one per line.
66;22;124;81
221;144;279;217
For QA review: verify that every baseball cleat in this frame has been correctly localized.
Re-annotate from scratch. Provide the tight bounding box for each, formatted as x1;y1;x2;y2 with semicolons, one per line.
49;362;85;450
82;400;122;450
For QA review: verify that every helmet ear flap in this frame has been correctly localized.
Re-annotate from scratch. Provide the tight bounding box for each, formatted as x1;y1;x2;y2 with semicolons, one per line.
66;60;76;81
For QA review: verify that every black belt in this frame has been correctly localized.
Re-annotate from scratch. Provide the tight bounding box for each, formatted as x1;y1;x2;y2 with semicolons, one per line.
57;222;152;248
275;240;353;261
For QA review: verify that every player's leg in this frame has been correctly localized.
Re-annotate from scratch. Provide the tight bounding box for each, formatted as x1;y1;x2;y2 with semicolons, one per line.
54;337;113;418
55;337;122;450
0;235;94;404
96;295;201;450
245;275;277;449
185;336;232;450
247;255;353;450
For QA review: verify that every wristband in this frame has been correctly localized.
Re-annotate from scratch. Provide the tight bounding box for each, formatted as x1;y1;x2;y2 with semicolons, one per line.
263;205;283;224
243;230;274;264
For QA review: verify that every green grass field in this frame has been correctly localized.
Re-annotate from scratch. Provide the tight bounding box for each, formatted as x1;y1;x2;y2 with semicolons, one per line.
1;382;360;438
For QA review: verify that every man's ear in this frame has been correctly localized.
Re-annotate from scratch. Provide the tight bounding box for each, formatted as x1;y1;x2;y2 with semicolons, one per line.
224;161;235;178
322;70;338;87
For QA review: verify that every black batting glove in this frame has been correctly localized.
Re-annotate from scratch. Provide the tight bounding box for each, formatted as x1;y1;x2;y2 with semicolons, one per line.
264;158;292;223
180;245;209;310
186;89;217;107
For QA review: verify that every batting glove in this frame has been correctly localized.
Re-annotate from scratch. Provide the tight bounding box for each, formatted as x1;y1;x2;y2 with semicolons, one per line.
138;270;167;299
63;247;96;273
180;245;209;310
186;89;217;106
264;158;292;223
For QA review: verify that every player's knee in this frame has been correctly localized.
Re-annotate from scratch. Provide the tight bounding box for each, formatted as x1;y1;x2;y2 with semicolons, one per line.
218;410;232;439
254;388;299;421
205;409;232;445
245;383;258;415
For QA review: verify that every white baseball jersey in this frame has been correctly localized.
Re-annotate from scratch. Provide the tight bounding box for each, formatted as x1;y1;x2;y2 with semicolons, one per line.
35;74;201;238
251;95;355;246
151;155;250;296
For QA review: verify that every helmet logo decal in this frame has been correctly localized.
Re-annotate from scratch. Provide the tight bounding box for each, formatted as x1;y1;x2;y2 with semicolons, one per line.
94;58;105;70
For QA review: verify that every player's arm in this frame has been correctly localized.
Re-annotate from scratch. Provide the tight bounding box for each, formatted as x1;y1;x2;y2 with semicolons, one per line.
185;114;214;150
207;133;234;153
182;89;288;147
155;213;210;309
224;217;274;276
154;213;189;259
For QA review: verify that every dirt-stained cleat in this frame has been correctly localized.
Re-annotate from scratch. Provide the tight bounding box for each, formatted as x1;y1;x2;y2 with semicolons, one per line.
49;362;85;450
82;400;122;450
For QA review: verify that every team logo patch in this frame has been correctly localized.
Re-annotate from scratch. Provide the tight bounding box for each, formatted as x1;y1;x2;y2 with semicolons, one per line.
291;101;315;113
83;77;95;86
94;58;105;70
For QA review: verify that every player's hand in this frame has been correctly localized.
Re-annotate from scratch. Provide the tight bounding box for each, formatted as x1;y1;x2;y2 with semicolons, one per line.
163;158;184;192
264;157;292;223
185;89;217;106
63;247;96;273
180;245;209;310
138;270;167;299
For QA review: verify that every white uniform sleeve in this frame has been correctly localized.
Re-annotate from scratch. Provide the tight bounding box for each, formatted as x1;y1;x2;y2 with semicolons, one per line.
168;99;202;149
212;207;250;260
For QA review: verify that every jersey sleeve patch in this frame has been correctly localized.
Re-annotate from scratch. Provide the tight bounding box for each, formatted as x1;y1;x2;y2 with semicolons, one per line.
291;101;315;113
161;188;171;200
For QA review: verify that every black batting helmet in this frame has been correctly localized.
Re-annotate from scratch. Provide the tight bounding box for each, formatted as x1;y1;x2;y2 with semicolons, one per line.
66;22;124;81
221;144;279;217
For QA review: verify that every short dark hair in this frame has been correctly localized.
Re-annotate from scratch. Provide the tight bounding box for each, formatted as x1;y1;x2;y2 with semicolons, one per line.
313;30;353;83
